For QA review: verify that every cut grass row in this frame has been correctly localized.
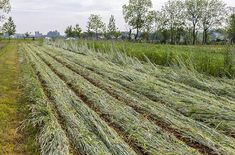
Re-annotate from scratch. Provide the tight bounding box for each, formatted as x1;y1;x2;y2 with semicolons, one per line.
20;46;73;155
23;45;137;155
33;43;235;154
26;44;202;154
43;43;235;138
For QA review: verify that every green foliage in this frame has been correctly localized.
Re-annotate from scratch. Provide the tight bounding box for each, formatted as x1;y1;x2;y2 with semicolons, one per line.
2;17;16;37
65;24;82;38
0;42;37;154
107;15;120;39
76;40;235;78
201;0;226;44
123;0;154;39
87;14;105;38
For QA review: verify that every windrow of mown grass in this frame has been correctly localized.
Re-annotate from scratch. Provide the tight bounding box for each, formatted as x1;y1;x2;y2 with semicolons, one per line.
45;41;235;138
19;45;72;155
28;43;202;155
22;44;138;155
69;40;235;78
32;43;235;155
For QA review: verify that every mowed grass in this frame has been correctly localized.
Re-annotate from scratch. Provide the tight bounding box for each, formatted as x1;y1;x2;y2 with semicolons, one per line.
76;40;235;78
0;42;37;154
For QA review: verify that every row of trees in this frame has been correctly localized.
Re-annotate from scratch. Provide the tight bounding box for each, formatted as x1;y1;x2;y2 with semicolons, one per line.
64;0;234;44
65;14;121;39
123;0;232;44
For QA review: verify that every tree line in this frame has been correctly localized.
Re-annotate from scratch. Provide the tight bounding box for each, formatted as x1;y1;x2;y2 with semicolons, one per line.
65;0;235;45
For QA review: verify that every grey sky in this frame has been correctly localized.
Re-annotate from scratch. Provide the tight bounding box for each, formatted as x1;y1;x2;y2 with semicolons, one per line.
9;0;235;34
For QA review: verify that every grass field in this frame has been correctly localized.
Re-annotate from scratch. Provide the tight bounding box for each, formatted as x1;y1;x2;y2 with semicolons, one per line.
10;39;234;155
0;42;37;154
72;40;235;78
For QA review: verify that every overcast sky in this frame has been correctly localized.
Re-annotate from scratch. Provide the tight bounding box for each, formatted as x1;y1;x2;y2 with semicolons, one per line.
9;0;235;34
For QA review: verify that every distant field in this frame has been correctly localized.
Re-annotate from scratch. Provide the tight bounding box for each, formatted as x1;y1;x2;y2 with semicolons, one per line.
77;40;235;78
15;40;235;154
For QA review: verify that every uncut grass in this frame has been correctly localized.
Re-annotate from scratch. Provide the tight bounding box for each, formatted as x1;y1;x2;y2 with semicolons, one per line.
28;44;201;155
74;40;235;78
19;48;72;155
35;44;235;154
23;45;137;155
43;43;235;137
49;40;235;101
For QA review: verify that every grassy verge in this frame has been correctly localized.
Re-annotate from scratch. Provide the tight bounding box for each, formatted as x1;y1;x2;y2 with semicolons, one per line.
0;42;37;154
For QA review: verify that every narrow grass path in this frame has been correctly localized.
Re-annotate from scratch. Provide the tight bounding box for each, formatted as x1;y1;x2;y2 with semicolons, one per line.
0;42;36;155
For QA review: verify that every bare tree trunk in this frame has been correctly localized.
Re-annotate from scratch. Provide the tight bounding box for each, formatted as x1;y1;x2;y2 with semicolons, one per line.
203;28;208;44
135;28;139;40
192;25;196;45
202;23;206;44
170;26;174;44
128;29;132;41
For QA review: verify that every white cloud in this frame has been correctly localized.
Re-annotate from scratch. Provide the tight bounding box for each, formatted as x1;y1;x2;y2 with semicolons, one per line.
8;0;235;34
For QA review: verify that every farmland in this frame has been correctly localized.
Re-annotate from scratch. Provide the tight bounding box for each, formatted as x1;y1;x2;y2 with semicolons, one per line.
10;40;234;155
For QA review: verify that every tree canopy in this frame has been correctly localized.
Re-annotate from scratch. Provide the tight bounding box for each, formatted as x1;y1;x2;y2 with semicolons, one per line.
65;24;82;38
123;0;154;40
2;17;16;37
87;14;105;39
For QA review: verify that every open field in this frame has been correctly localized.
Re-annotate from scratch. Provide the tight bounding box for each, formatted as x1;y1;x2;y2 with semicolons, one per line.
75;40;235;78
12;40;234;155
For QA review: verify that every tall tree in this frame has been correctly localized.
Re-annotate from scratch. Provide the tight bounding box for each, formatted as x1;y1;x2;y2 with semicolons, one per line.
123;0;154;40
65;25;73;37
87;14;105;39
142;10;157;41
2;17;16;38
65;24;82;38
73;24;82;38
201;0;226;44
160;0;186;44
185;0;204;44
107;15;119;38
